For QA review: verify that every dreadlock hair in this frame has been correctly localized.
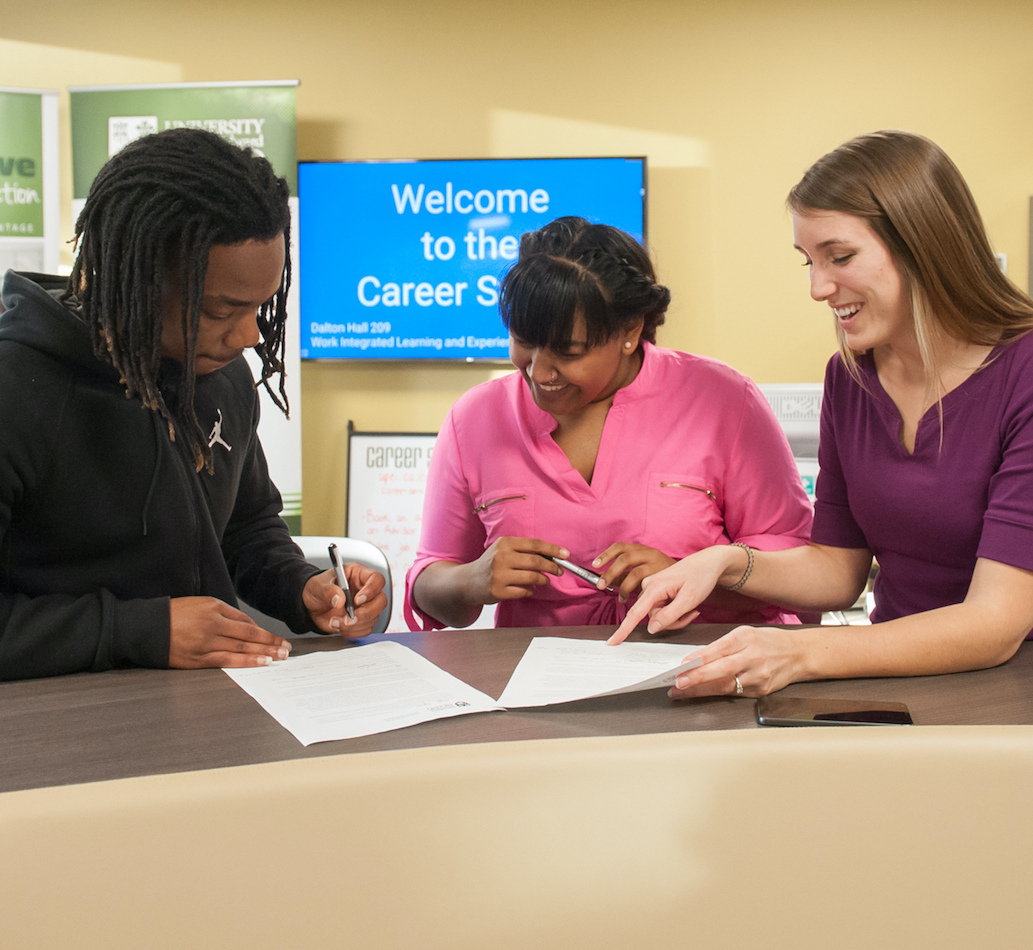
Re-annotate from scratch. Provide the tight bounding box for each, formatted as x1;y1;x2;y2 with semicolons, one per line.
499;216;669;352
67;126;292;473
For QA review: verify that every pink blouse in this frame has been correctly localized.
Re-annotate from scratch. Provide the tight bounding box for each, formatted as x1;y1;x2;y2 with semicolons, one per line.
405;343;812;629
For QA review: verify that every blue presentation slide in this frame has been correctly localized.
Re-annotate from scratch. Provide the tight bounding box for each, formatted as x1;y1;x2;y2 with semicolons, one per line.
298;157;645;361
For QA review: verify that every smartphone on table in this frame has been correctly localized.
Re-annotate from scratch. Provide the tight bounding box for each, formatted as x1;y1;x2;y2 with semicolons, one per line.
756;695;913;726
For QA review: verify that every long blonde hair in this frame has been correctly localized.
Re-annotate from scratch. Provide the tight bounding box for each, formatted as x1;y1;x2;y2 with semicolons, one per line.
787;131;1033;385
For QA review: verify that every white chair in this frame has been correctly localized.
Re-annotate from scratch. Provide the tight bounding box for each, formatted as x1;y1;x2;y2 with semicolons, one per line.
239;535;393;637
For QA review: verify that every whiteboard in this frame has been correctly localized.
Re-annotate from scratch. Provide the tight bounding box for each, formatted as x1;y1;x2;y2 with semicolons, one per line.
345;426;496;631
346;427;437;632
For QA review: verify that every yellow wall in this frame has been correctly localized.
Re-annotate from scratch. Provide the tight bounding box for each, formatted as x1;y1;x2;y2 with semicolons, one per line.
0;39;183;259
4;0;1033;533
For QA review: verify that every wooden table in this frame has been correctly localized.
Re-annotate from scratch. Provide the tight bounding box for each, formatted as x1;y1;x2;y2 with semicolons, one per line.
4;623;1032;793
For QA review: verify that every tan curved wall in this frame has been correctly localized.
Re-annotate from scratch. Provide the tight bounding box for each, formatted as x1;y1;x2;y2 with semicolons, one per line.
4;727;1033;948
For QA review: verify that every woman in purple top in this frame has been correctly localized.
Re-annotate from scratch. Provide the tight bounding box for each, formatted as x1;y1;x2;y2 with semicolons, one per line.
612;130;1033;696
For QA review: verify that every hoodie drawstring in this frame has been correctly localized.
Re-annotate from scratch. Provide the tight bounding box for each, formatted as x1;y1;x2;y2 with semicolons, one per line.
141;413;165;537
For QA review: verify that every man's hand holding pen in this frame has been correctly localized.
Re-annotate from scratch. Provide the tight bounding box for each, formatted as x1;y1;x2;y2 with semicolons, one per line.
305;561;388;638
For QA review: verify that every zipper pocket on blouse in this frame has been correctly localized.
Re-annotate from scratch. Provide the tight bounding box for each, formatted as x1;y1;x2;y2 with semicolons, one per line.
659;482;716;500
473;493;527;513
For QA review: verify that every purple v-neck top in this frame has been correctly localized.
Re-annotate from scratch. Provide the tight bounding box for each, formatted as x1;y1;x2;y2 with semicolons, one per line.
812;333;1033;623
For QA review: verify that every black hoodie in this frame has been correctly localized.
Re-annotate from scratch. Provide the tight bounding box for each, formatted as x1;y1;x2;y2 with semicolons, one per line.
0;270;319;680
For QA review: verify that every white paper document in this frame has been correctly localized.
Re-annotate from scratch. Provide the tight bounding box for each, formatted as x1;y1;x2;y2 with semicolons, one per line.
225;637;703;745
224;640;502;746
497;637;703;708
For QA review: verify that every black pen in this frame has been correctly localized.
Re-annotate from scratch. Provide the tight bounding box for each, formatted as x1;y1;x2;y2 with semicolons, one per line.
327;543;356;620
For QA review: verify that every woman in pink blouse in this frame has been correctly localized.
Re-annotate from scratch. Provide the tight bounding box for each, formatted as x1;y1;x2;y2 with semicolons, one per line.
405;217;812;630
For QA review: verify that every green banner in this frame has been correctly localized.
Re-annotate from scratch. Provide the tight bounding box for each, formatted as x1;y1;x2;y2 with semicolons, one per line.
0;89;44;236
69;81;298;197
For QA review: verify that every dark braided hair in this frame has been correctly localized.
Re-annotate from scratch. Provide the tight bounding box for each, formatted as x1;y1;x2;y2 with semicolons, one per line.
66;127;291;473
499;216;669;351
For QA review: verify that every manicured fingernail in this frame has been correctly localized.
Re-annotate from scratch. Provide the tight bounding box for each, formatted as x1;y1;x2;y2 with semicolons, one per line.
592;558;601;567
256;655;272;666
344;613;357;626
277;646;290;659
331;594;341;608
355;593;367;606
560;549;569;558
330;617;341;631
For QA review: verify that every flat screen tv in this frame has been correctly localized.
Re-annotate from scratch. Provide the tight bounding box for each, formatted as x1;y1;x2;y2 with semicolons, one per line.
297;156;646;361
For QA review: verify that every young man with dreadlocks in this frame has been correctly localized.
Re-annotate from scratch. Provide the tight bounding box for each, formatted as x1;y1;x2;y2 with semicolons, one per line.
0;128;386;680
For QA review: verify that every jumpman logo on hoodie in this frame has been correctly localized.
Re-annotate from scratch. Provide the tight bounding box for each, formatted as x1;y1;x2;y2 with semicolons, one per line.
207;409;232;453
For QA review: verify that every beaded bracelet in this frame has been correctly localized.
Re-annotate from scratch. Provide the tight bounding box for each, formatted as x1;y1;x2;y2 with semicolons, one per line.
722;541;754;592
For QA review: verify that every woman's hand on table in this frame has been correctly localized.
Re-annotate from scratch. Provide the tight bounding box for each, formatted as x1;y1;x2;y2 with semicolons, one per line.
592;542;676;603
168;596;291;669
305;564;388;637
667;625;805;699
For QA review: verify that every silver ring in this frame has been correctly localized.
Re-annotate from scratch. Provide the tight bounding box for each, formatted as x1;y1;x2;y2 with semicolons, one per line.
734;676;744;696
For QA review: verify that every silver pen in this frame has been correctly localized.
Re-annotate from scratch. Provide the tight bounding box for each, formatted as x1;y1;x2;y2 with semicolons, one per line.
327;543;356;620
549;556;616;592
